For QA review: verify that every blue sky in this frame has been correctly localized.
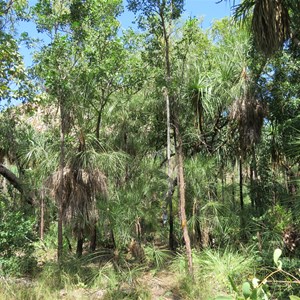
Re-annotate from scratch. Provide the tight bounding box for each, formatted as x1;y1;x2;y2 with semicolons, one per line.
18;0;238;66
119;0;236;30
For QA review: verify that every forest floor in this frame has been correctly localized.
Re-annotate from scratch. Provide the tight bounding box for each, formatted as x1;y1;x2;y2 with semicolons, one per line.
58;271;181;299
0;269;182;300
138;271;181;300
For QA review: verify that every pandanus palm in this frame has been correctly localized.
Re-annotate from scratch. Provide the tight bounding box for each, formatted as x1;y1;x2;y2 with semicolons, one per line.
233;0;295;56
47;134;108;257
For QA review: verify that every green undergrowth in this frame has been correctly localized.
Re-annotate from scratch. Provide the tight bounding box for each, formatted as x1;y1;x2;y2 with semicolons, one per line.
171;248;257;300
7;246;300;300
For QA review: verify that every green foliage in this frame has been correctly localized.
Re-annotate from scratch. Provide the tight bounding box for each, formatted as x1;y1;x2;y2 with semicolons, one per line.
144;245;172;269
127;0;184;31
0;32;27;103
171;249;256;299
221;248;300;300
1;0;300;298
0;208;37;276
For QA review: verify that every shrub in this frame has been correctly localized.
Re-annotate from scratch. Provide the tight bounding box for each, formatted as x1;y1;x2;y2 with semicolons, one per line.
0;210;37;276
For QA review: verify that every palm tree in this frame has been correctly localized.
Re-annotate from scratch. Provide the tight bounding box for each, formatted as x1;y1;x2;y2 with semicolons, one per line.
233;0;292;56
46;131;112;257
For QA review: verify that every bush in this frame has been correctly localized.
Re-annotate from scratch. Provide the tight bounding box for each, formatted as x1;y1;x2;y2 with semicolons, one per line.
0;210;37;276
171;248;257;299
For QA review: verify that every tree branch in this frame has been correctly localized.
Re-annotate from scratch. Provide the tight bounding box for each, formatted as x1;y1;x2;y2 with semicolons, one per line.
0;164;33;205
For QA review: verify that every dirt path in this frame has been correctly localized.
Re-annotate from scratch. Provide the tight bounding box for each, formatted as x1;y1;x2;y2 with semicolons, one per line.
139;271;181;300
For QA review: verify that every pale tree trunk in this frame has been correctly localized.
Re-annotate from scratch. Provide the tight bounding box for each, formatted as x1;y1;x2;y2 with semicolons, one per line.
40;196;44;240
163;87;175;250
250;146;257;209
161;3;176;253
58;102;66;262
239;155;246;241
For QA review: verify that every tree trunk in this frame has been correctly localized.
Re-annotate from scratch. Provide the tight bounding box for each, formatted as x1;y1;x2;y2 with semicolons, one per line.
90;224;97;252
239;156;246;241
76;235;84;257
175;122;193;277
251;146;258;209
40;196;44;240
221;163;225;203
58;103;66;262
163;87;175;251
231;172;235;209
95;110;101;140
160;2;193;276
239;156;244;210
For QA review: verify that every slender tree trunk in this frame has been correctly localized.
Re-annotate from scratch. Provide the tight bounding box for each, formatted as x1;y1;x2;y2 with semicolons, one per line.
250;161;254;208
231;172;235;209
221;163;225;203
168;201;174;249
40;196;44;240
76;235;84;257
95;109;103;141
175;122;193;277
251;146;258;209
239;156;246;241
160;3;193;275
90;224;97;252
96;105;106;141
58;103;66;262
239;156;244;210
161;6;176;253
163;87;175;250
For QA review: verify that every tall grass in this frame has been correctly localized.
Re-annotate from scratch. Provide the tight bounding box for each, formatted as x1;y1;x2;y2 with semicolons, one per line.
171;248;257;299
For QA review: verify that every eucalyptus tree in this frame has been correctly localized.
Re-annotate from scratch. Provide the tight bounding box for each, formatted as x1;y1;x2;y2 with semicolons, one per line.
68;0;126;140
34;41;74;261
127;0;194;275
33;0;88;260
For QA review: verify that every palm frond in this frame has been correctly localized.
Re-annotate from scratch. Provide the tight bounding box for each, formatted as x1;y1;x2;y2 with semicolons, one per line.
46;166;107;233
252;0;290;55
234;0;290;56
230;90;266;154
